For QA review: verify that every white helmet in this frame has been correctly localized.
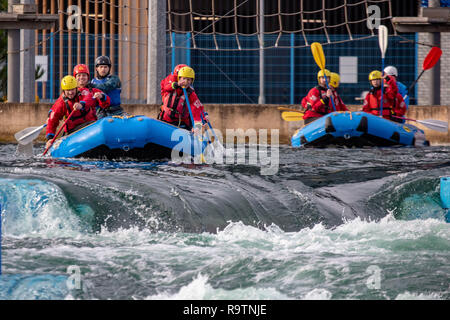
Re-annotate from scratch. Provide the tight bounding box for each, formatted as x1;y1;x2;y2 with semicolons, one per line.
384;66;398;77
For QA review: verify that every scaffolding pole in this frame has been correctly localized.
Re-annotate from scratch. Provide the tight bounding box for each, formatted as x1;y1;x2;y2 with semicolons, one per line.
146;0;166;104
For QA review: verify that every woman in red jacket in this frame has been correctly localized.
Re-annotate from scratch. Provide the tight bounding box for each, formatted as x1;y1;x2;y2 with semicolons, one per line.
362;70;406;123
45;75;101;149
73;64;111;116
159;66;208;131
302;69;348;125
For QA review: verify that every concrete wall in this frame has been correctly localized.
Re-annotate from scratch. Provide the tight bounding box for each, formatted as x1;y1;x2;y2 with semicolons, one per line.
1;103;449;145
417;32;449;106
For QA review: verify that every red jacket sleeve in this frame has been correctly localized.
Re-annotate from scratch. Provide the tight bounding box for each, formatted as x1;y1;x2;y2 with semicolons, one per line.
91;88;111;110
46;97;67;136
393;93;407;117
333;92;348;111
301;97;309;110
384;77;398;100
307;88;329;114
161;74;178;97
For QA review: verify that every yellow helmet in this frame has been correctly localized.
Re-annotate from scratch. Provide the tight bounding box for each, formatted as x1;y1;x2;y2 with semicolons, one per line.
369;70;382;81
178;66;195;83
61;75;78;90
317;69;331;83
330;72;340;88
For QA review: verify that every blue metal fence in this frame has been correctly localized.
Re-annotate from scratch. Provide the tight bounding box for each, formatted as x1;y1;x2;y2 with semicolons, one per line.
37;33;119;102
171;34;417;105
422;1;450;6
38;32;417;106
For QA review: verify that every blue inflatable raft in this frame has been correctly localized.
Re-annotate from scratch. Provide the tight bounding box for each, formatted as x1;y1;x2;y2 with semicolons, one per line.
440;177;450;223
291;111;429;148
48;115;207;160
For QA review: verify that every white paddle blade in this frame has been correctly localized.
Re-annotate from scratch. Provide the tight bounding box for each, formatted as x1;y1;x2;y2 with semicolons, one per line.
378;25;388;59
14;124;46;145
417;119;448;133
15;142;34;157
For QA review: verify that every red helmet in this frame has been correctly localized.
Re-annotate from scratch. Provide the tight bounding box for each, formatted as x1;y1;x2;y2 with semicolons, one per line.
173;64;188;75
73;64;90;77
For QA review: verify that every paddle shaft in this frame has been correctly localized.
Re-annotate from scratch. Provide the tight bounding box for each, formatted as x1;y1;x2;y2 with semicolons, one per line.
378;25;388;118
310;42;336;112
200;112;212;144
182;87;196;130
201;110;219;142
278;107;303;112
407;69;425;94
391;115;448;132
404;47;442;104
380;58;385;117
323;75;336;112
42;109;77;156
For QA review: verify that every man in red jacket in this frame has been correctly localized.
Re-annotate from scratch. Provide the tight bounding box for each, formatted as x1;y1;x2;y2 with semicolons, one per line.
73;64;111;117
45;75;105;150
362;70;406;123
301;69;348;125
159;66;208;131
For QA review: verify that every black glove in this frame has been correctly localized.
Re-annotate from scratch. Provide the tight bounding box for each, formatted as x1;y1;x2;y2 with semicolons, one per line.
185;86;194;94
322;96;330;106
171;82;180;90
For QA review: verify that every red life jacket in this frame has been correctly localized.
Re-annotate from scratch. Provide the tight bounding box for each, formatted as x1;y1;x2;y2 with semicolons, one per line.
302;86;348;120
46;91;98;136
160;89;191;126
363;87;396;119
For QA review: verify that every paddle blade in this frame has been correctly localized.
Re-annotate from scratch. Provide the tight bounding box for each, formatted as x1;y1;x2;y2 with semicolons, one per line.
14;124;46;145
311;42;326;70
281;111;304;122
423;47;442;70
417;119;448;133
16;142;34;157
378;25;388;58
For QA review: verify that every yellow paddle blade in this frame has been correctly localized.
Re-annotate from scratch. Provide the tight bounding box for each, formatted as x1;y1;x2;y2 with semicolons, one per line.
311;42;326;70
281;111;304;122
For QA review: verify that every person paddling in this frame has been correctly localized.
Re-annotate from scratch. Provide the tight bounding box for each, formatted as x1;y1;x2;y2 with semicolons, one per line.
45;76;98;150
158;66;208;132
90;56;127;119
362;70;406;123
73;64;111;118
301;69;348;125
